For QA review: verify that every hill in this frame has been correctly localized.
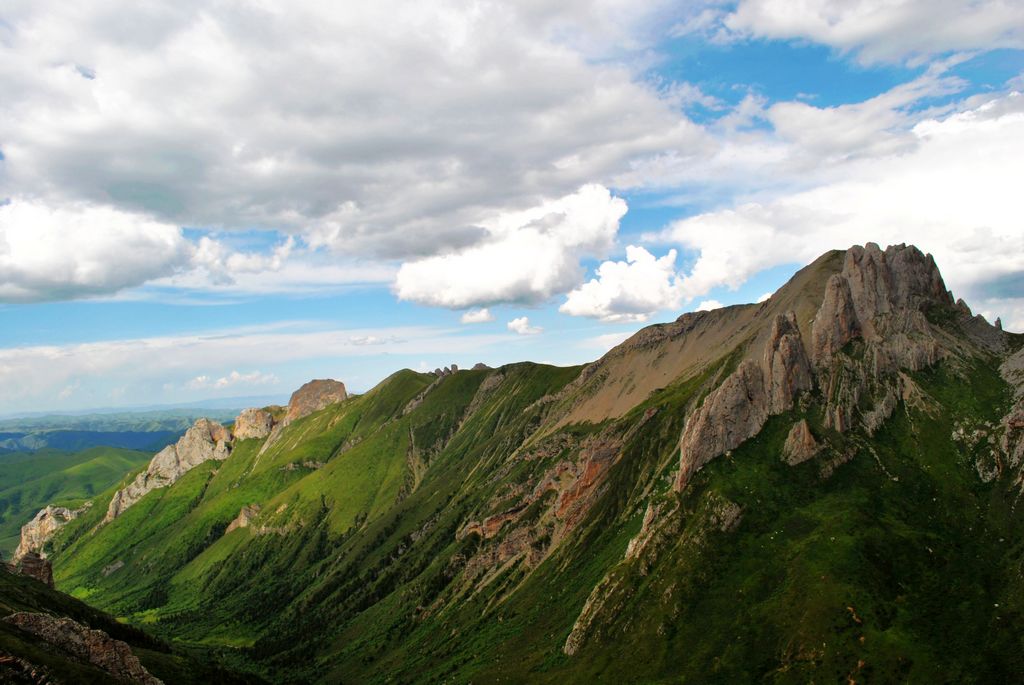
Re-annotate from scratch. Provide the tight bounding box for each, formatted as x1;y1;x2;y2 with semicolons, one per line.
37;243;1024;683
0;448;153;556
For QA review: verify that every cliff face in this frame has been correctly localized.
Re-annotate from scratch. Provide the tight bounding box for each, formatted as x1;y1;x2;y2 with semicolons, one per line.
232;408;275;440
105;418;232;521
283;379;348;425
675;243;956;490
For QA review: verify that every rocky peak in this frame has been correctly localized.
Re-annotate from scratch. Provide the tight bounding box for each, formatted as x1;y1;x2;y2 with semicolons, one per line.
106;418;233;521
14;503;90;563
676;243;983;492
284;379;348;425
232;407;275;440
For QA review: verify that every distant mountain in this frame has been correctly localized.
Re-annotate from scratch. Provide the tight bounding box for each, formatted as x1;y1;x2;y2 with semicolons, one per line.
15;244;1024;683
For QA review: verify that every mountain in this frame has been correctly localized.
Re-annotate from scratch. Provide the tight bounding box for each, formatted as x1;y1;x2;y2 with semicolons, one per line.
0;448;153;556
18;243;1023;683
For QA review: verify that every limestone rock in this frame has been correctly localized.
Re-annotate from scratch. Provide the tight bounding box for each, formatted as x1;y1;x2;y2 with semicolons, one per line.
472;362;491;370
14;503;90;562
4;612;162;684
13;553;53;587
232;408;275;440
764;311;813;414
782;419;821;466
106;418;232;521
283;379;348;424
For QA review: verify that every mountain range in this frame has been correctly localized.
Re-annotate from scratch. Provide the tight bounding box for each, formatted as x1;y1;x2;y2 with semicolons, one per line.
3;243;1023;684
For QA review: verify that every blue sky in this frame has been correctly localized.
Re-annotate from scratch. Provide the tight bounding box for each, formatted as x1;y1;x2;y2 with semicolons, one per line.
0;1;1022;414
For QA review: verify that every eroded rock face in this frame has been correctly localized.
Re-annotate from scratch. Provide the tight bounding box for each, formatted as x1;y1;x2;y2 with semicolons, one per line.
675;311;812;490
283;379;347;424
14;504;90;563
232;408;275;440
106;419;232;521
13;553;53;587
782;419;821;466
3;612;162;685
675;244;964;492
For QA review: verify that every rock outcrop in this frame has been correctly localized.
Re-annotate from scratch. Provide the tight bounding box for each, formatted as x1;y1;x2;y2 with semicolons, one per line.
12;553;53;587
675;311;812;490
782;419;821;465
106;419;232;521
14;503;90;563
3;613;162;684
283;379;347;425
232;408;275;440
675;244;965;491
225;504;261;534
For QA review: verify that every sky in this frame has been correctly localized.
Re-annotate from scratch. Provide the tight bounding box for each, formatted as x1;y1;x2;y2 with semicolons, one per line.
1;0;1022;414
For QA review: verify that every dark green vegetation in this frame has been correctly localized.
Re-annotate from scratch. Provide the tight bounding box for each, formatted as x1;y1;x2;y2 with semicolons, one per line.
0;448;152;555
27;247;1024;683
0;565;258;683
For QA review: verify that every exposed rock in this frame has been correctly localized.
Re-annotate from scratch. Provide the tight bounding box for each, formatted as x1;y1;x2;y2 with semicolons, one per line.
459;507;525;540
4;613;162;685
782;419;821;466
283;379;348;425
232;408;275;440
102;560;124;577
0;650;56;684
811;274;859;362
225;504;261;534
472;362;491;370
676;311;812;490
13;553;53;587
106;418;232;521
14;503;90;563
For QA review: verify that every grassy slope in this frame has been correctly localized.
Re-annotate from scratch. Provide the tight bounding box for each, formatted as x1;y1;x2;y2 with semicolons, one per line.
47;330;1024;683
0;447;152;555
0;567;259;683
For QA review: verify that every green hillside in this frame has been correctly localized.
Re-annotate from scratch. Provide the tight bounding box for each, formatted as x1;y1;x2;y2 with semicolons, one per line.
41;245;1024;683
0;447;153;555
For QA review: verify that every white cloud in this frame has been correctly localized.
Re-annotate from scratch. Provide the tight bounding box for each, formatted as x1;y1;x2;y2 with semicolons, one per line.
0;199;192;302
187;370;278;391
560;245;683;322
696;299;724;311
0;323;512;413
722;0;1024;64
581;331;635;351
395;185;627;307
655;90;1024;326
507;317;542;335
0;2;698;260
460;308;495;324
756;292;772;303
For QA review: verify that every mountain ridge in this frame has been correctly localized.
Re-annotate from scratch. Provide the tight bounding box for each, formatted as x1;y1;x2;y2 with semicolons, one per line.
10;242;1024;683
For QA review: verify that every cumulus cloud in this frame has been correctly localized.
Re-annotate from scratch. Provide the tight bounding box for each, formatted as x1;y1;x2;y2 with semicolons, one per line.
0;323;511;413
187;370;278;391
654;90;1024;327
0;199;192;302
696;299;724;311
395;185;627;307
460;308;495;324
507;317;543;335
721;0;1024;64
0;1;699;260
560;245;684;322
